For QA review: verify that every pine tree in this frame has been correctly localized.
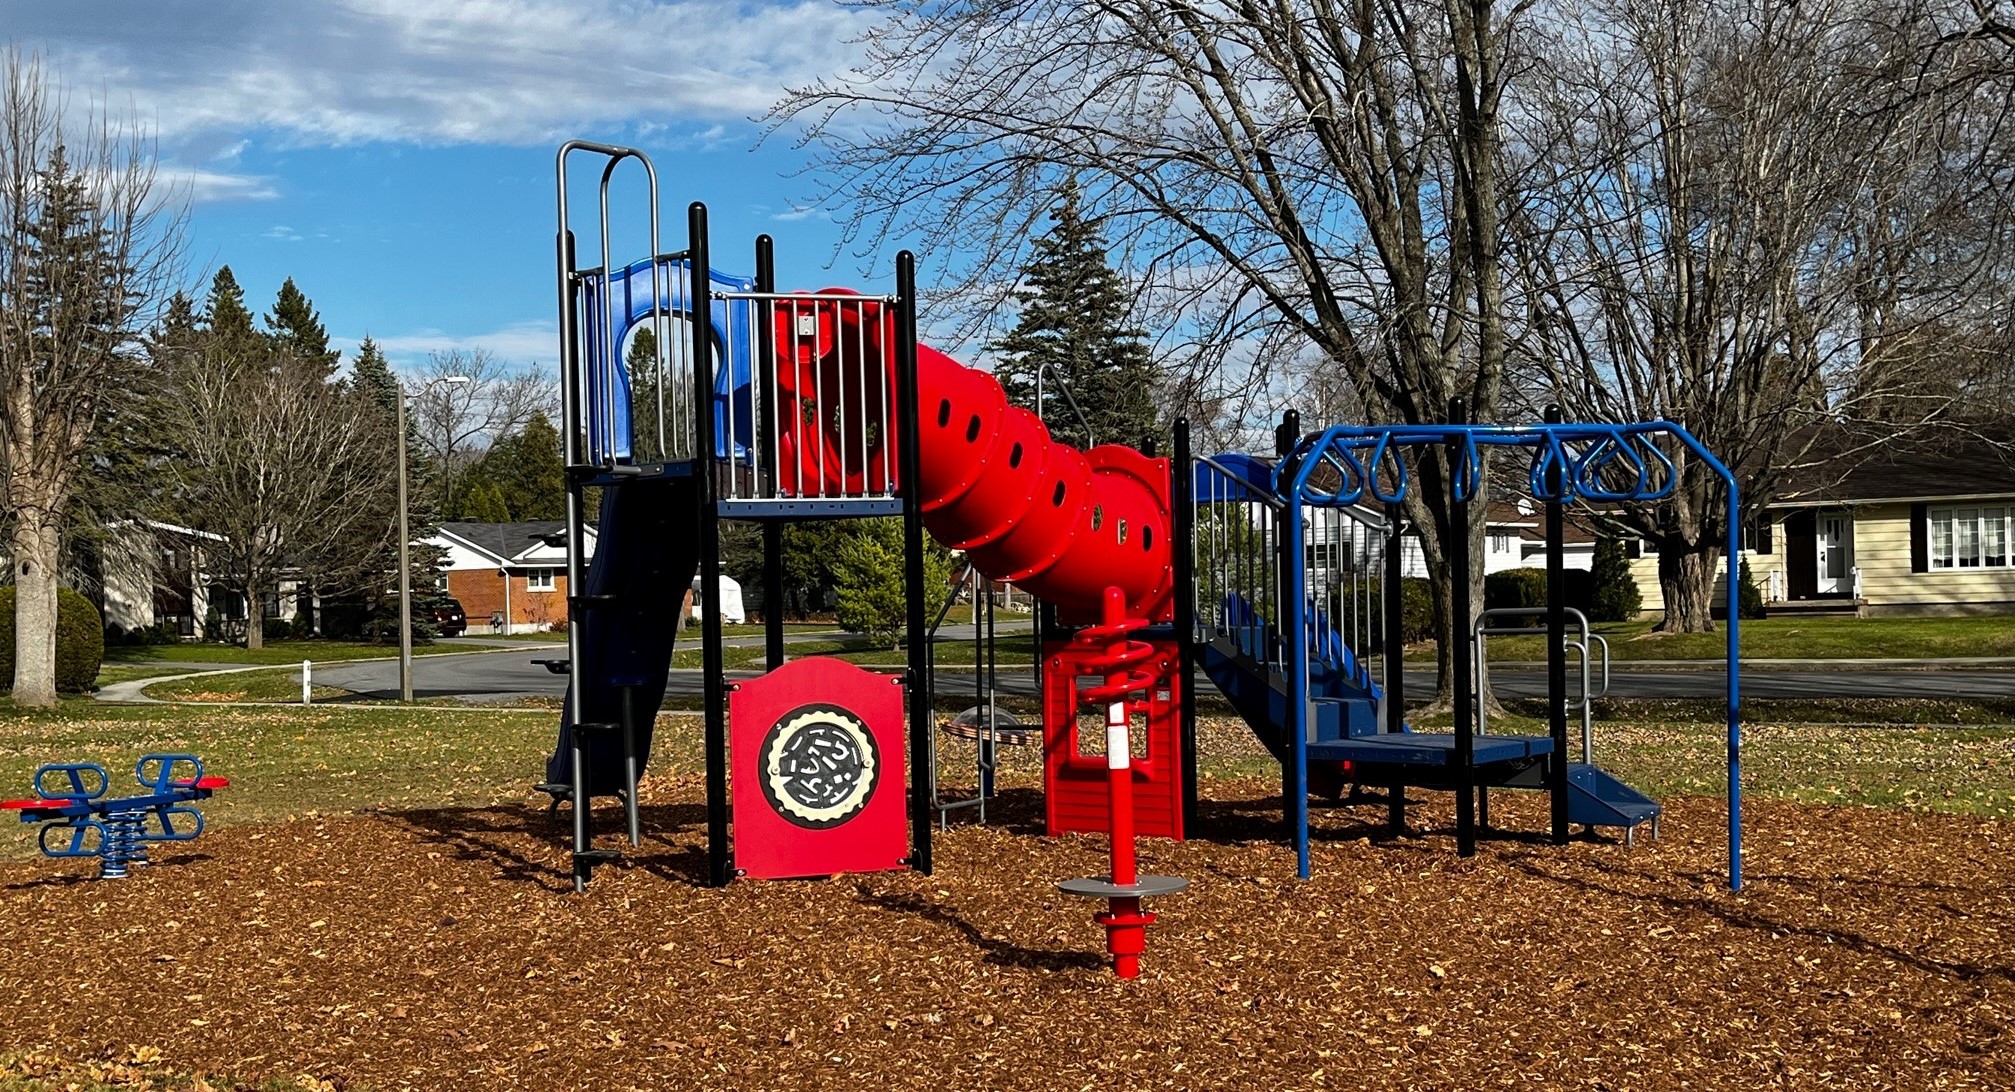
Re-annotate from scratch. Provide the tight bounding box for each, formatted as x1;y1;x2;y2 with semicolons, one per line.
482;411;567;520
989;182;1161;451
266;277;338;374
202;266;256;346
1589;536;1643;622
342;336;447;642
460;480;511;522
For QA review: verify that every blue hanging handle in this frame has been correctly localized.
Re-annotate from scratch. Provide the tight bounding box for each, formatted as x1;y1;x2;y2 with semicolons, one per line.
1572;430;1650;501
1450;432;1484;503
142;805;206;842
136;754;204;793
1527;432;1574;502
39;819;104;858
1367;432;1409;504
1631;433;1679;499
34;763;107;802
1304;445;1368;506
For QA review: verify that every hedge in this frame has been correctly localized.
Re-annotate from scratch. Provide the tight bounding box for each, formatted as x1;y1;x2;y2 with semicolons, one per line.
0;586;106;693
1483;566;1595;616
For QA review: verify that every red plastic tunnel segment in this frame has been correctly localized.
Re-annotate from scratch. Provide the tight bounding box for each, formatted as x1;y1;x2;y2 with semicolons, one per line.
771;290;1173;624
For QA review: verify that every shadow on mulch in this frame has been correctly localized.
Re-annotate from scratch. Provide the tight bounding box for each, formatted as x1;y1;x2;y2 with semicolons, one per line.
855;887;1104;972
1509;851;2015;984
383;800;717;892
2;851;214;892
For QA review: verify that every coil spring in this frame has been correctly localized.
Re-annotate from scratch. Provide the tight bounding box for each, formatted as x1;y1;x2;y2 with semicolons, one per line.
1072;613;1160;705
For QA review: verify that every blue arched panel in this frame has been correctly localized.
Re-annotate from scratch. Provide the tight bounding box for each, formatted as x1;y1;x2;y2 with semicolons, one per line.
580;256;758;464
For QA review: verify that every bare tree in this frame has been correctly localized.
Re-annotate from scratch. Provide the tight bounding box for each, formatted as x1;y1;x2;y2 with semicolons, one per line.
1507;0;2004;630
773;0;1532;697
167;344;398;651
408;348;554;514
0;49;183;704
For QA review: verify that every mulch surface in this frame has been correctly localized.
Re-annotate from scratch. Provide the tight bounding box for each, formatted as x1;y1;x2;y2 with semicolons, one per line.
2;783;2009;1091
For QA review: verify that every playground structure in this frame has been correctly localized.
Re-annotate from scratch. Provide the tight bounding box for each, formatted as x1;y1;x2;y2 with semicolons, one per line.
3;754;227;880
536;140;1745;944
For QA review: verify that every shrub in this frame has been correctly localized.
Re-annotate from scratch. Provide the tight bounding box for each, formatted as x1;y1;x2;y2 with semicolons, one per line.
1739;557;1766;619
0;586;106;693
1364;576;1435;648
1589;537;1643;622
833;518;954;647
1484;567;1594;616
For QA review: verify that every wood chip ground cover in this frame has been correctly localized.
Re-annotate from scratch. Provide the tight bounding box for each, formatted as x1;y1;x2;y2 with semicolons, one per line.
3;777;2009;1091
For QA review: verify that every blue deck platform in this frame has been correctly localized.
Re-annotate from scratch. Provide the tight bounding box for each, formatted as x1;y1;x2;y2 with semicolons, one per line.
1308;733;1555;767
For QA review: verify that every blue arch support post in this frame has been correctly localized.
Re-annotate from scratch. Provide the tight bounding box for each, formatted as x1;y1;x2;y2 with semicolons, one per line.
1275;417;1743;890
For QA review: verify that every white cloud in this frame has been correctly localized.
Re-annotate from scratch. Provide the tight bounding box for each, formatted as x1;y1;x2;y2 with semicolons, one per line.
340;321;560;367
772;204;828;222
19;1;872;149
158;165;281;204
261;224;303;242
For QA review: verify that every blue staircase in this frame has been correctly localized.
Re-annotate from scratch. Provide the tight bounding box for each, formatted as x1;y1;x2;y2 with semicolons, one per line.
1197;593;1659;840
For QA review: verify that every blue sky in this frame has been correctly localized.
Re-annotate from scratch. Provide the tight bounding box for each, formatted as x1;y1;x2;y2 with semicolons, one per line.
12;0;890;374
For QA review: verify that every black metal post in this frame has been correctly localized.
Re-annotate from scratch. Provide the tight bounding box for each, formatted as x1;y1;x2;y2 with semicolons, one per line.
1545;404;1570;843
554;227;599;893
1272;408;1299;809
755;235;786;672
692;203;732;887
1171;418;1200;832
895;251;934;875
1449;397;1476;858
1384;501;1407;834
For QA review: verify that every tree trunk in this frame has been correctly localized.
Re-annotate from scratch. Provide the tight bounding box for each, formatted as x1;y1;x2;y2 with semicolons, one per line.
1656;546;1720;634
10;510;62;707
243;573;264;651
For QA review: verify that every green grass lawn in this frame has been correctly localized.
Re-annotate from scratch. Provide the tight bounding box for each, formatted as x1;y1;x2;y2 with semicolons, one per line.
104;639;472;667
1414;613;2015;663
3;695;2007;864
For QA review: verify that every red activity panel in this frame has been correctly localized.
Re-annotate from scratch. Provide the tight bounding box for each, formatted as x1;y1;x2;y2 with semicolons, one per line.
731;656;908;880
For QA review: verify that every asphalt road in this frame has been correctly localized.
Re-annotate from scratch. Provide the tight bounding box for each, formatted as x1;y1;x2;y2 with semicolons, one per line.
308;643;2015;704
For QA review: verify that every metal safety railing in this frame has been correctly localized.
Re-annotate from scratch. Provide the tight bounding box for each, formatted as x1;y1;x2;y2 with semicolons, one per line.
1472;606;1611;761
710;289;903;506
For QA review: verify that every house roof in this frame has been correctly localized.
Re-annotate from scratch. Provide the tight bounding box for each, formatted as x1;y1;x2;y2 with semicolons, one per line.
1772;424;2015;506
436;521;593;566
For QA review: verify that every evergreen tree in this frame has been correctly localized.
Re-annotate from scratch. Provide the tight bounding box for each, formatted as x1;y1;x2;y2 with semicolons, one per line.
460;479;511;522
1589;536;1643;622
266;276;339;374
626;326;672;460
341;337;447;642
831;518;953;647
202;266;256;346
482;411;566;520
988;182;1161;451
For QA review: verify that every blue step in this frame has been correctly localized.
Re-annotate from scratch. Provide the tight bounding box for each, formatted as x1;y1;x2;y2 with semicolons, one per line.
1565;763;1661;831
1309;732;1555;767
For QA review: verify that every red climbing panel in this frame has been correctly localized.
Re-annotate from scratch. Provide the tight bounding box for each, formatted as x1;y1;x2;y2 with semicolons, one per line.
1041;636;1185;841
731;656;909;880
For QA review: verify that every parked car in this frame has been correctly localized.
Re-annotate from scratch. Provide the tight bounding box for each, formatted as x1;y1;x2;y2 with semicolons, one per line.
433;598;468;637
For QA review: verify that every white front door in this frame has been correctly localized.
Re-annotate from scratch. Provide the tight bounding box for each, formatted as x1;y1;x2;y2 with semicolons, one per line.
1815;513;1853;595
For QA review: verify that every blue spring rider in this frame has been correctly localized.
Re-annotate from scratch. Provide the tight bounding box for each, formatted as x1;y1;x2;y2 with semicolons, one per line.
2;754;228;879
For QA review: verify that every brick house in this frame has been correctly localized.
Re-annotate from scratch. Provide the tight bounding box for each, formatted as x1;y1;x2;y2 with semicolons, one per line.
430;521;597;634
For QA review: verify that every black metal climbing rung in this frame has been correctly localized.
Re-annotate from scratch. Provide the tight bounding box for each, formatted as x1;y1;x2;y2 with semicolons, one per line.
569;594;618;609
572;721;621;735
573;848;620;864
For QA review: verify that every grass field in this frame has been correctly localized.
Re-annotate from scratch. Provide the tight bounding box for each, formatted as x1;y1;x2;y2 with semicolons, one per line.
104;639;471;667
4;700;2010;865
1431;613;2015;662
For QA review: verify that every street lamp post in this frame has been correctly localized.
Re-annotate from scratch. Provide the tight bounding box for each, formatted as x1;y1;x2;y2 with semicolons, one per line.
398;375;470;702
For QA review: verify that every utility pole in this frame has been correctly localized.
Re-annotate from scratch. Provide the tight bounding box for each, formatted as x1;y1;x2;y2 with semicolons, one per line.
398;375;470;702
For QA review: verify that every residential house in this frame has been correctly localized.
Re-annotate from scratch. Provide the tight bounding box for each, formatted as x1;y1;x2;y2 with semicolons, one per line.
431;521;596;634
1626;428;2015;617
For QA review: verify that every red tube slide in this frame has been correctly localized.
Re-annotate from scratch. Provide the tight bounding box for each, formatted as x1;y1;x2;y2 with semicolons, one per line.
773;291;1173;624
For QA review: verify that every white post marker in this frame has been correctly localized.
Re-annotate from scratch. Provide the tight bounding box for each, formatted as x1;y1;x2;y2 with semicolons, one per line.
302;660;312;706
1107;702;1131;769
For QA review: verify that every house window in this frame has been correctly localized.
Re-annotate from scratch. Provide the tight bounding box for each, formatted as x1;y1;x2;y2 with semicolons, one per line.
526;568;557;591
1489;532;1514;554
1928;506;2014;570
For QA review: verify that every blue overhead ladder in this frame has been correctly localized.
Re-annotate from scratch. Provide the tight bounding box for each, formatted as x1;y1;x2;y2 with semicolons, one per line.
1181;409;1741;889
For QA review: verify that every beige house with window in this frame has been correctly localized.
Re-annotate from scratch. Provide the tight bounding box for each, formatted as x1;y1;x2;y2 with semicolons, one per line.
1627;430;2015;617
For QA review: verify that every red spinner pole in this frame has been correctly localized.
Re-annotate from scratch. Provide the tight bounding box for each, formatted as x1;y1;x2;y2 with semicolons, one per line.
1059;587;1188;979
